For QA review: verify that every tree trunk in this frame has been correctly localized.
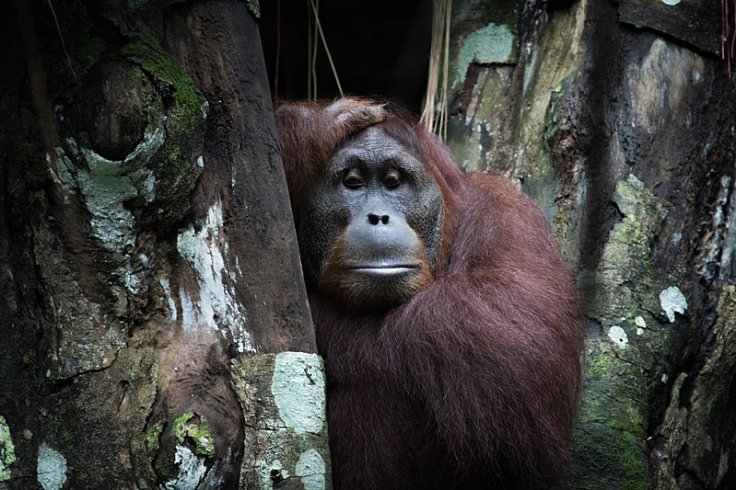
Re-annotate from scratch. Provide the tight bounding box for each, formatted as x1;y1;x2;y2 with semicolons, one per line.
444;0;736;488
0;1;329;488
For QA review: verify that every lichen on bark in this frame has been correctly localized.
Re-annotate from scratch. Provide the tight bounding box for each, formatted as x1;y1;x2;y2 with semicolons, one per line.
654;286;736;488
0;416;15;481
231;352;331;490
572;174;685;489
172;412;216;458
441;1;734;489
2;1;315;487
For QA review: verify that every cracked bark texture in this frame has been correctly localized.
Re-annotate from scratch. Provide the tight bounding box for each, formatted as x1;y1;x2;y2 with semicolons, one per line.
0;1;325;488
444;0;736;489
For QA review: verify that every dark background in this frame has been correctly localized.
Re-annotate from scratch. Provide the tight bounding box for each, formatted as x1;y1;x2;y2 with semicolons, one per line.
259;0;432;111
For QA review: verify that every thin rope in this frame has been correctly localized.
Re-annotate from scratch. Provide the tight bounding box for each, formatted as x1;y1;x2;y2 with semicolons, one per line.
274;0;281;99
439;0;452;141
723;0;735;78
420;0;452;139
311;0;319;99
47;0;76;76
307;0;343;97
420;0;442;131
307;3;313;98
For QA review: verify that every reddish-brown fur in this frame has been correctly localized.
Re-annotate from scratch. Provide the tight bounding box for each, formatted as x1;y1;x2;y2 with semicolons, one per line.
276;98;585;490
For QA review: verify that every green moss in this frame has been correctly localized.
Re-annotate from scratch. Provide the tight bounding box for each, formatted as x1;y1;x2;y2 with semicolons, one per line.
570;174;675;490
167;146;182;167
573;418;648;490
0;416;16;481
616;432;649;490
245;0;261;18
60;430;73;449
524;148;557;225
172;412;216;458
543;82;565;148
120;35;202;134
21;349;37;368
118;32;206;229
131;421;165;486
71;34;106;65
146;422;163;452
172;411;195;430
574;349;648;490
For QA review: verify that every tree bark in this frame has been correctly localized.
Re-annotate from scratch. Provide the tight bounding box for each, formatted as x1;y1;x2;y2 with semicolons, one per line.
444;0;736;488
0;1;328;488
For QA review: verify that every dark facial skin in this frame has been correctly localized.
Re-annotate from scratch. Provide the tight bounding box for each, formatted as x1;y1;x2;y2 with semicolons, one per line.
298;126;444;311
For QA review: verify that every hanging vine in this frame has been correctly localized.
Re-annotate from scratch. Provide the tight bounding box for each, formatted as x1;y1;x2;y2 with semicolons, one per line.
420;0;452;140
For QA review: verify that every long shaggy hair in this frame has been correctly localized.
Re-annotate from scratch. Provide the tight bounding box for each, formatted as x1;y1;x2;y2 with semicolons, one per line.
276;98;585;490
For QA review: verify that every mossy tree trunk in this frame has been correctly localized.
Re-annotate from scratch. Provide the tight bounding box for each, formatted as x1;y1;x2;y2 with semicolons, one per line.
444;0;735;488
1;1;329;488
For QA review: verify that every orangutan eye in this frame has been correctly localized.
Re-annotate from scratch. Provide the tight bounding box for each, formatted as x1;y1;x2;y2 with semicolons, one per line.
343;170;364;189
383;169;401;189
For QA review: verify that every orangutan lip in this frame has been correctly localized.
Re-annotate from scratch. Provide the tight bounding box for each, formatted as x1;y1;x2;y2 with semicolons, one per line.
348;264;419;275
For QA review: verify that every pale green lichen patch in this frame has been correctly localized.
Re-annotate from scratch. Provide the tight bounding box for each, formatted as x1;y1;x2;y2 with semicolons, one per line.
172;412;216;458
62;115;163;256
231;353;332;490
57;116;164;320
247;420;330;490
454;23;516;90
37;443;68;490
659;286;688;323
272;352;326;434
160;445;216;490
634;315;647;335
295;449;326;490
607;326;629;348
0;416;16;481
589;174;666;320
